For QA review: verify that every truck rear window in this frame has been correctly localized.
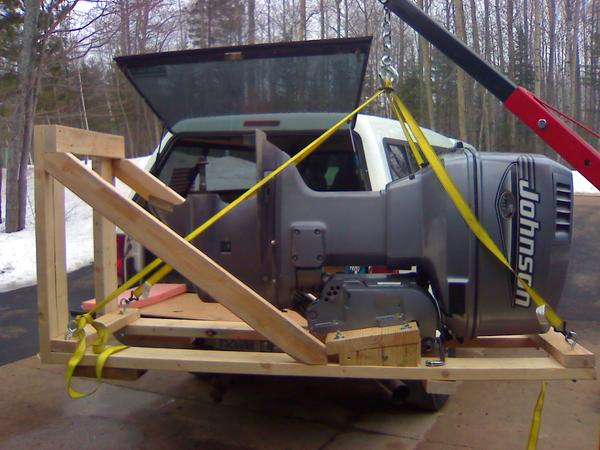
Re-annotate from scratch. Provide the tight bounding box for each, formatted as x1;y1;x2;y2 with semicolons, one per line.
155;133;366;198
157;143;256;196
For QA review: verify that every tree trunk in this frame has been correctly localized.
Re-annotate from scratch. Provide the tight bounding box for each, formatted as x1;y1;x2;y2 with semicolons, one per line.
547;0;557;104
267;0;272;42
320;0;326;39
569;1;581;120
298;0;306;40
469;0;483;148
344;0;349;37
5;0;40;233
418;0;434;129
506;0;516;148
453;0;468;141
482;0;493;149
494;0;505;70
336;0;342;38
248;0;255;43
533;0;543;153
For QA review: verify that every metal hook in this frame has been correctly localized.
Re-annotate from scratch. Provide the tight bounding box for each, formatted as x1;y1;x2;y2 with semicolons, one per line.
379;64;399;87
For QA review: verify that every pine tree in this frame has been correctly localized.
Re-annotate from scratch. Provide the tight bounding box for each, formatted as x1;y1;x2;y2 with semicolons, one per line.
187;0;244;48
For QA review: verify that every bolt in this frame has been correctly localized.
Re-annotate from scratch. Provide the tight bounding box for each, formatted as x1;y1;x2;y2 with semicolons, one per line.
537;118;548;129
294;229;301;235
292;255;298;261
270;239;276;246
314;229;321;235
316;254;323;261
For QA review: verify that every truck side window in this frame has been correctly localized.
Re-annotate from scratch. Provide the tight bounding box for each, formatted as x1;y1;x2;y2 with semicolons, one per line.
384;141;416;181
297;152;364;191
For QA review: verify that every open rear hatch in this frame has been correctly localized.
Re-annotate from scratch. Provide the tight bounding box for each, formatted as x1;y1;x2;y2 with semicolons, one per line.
115;37;372;132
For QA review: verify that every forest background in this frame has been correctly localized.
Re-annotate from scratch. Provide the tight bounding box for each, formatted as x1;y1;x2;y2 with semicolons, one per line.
1;0;599;232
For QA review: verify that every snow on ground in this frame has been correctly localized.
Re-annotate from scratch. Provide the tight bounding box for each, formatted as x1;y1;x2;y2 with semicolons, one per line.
0;163;597;293
571;170;600;195
0;157;151;293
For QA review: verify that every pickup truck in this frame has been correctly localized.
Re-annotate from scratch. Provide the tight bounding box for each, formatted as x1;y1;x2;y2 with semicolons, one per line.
117;37;465;282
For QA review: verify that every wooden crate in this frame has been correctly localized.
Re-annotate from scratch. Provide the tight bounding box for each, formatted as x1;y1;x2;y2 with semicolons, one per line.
33;125;596;383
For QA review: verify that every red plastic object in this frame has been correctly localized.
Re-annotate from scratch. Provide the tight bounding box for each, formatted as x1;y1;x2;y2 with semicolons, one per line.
81;283;187;312
504;87;600;190
116;234;125;282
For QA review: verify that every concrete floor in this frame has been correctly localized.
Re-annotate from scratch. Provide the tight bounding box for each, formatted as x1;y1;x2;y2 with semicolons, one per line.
0;320;598;450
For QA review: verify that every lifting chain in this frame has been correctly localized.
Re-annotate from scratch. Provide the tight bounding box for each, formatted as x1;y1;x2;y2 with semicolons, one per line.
378;0;399;85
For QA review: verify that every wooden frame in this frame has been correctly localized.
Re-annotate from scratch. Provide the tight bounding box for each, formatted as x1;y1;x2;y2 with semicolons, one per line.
34;125;596;382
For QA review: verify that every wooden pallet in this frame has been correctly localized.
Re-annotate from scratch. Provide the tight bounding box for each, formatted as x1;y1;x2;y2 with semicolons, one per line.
33;125;596;383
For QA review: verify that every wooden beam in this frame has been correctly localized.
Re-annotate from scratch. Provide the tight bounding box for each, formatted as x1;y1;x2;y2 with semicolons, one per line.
446;335;536;348
124;318;264;341
93;158;119;314
112;158;185;207
50;309;140;352
36;125;124;159
326;323;420;355
44;153;327;365
34;126;69;361
530;331;596;368
46;346;597;381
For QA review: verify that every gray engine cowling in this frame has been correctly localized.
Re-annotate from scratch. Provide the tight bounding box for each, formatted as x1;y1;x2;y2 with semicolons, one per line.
178;132;572;341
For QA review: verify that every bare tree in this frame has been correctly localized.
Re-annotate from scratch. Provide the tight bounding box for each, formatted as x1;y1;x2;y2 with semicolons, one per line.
5;0;42;232
418;0;434;128
453;0;468;140
248;0;256;44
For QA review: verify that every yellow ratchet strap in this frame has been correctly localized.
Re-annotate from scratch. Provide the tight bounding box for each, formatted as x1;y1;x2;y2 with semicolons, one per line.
390;92;552;450
527;381;547;450
388;91;566;332
389;92;554;449
65;88;386;398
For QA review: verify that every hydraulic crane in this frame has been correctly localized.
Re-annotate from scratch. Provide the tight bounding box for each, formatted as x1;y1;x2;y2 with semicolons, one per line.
382;0;600;189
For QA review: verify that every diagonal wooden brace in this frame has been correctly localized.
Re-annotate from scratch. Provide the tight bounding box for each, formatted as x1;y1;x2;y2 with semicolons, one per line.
44;152;327;365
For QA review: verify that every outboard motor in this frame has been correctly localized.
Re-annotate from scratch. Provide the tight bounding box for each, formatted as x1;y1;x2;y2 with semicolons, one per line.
183;132;573;345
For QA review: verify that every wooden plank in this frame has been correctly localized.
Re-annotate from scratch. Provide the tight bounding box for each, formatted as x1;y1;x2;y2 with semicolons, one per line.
44;153;327;365
382;344;420;367
124;318;264;341
112;158;185;207
139;293;308;328
34;126;68;361
37;125;124;158
326;323;420;355
357;348;383;365
50;309;140;352
447;335;536;348
530;331;596;368
46;347;597;381
338;349;359;365
92;158;119;314
141;294;243;321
